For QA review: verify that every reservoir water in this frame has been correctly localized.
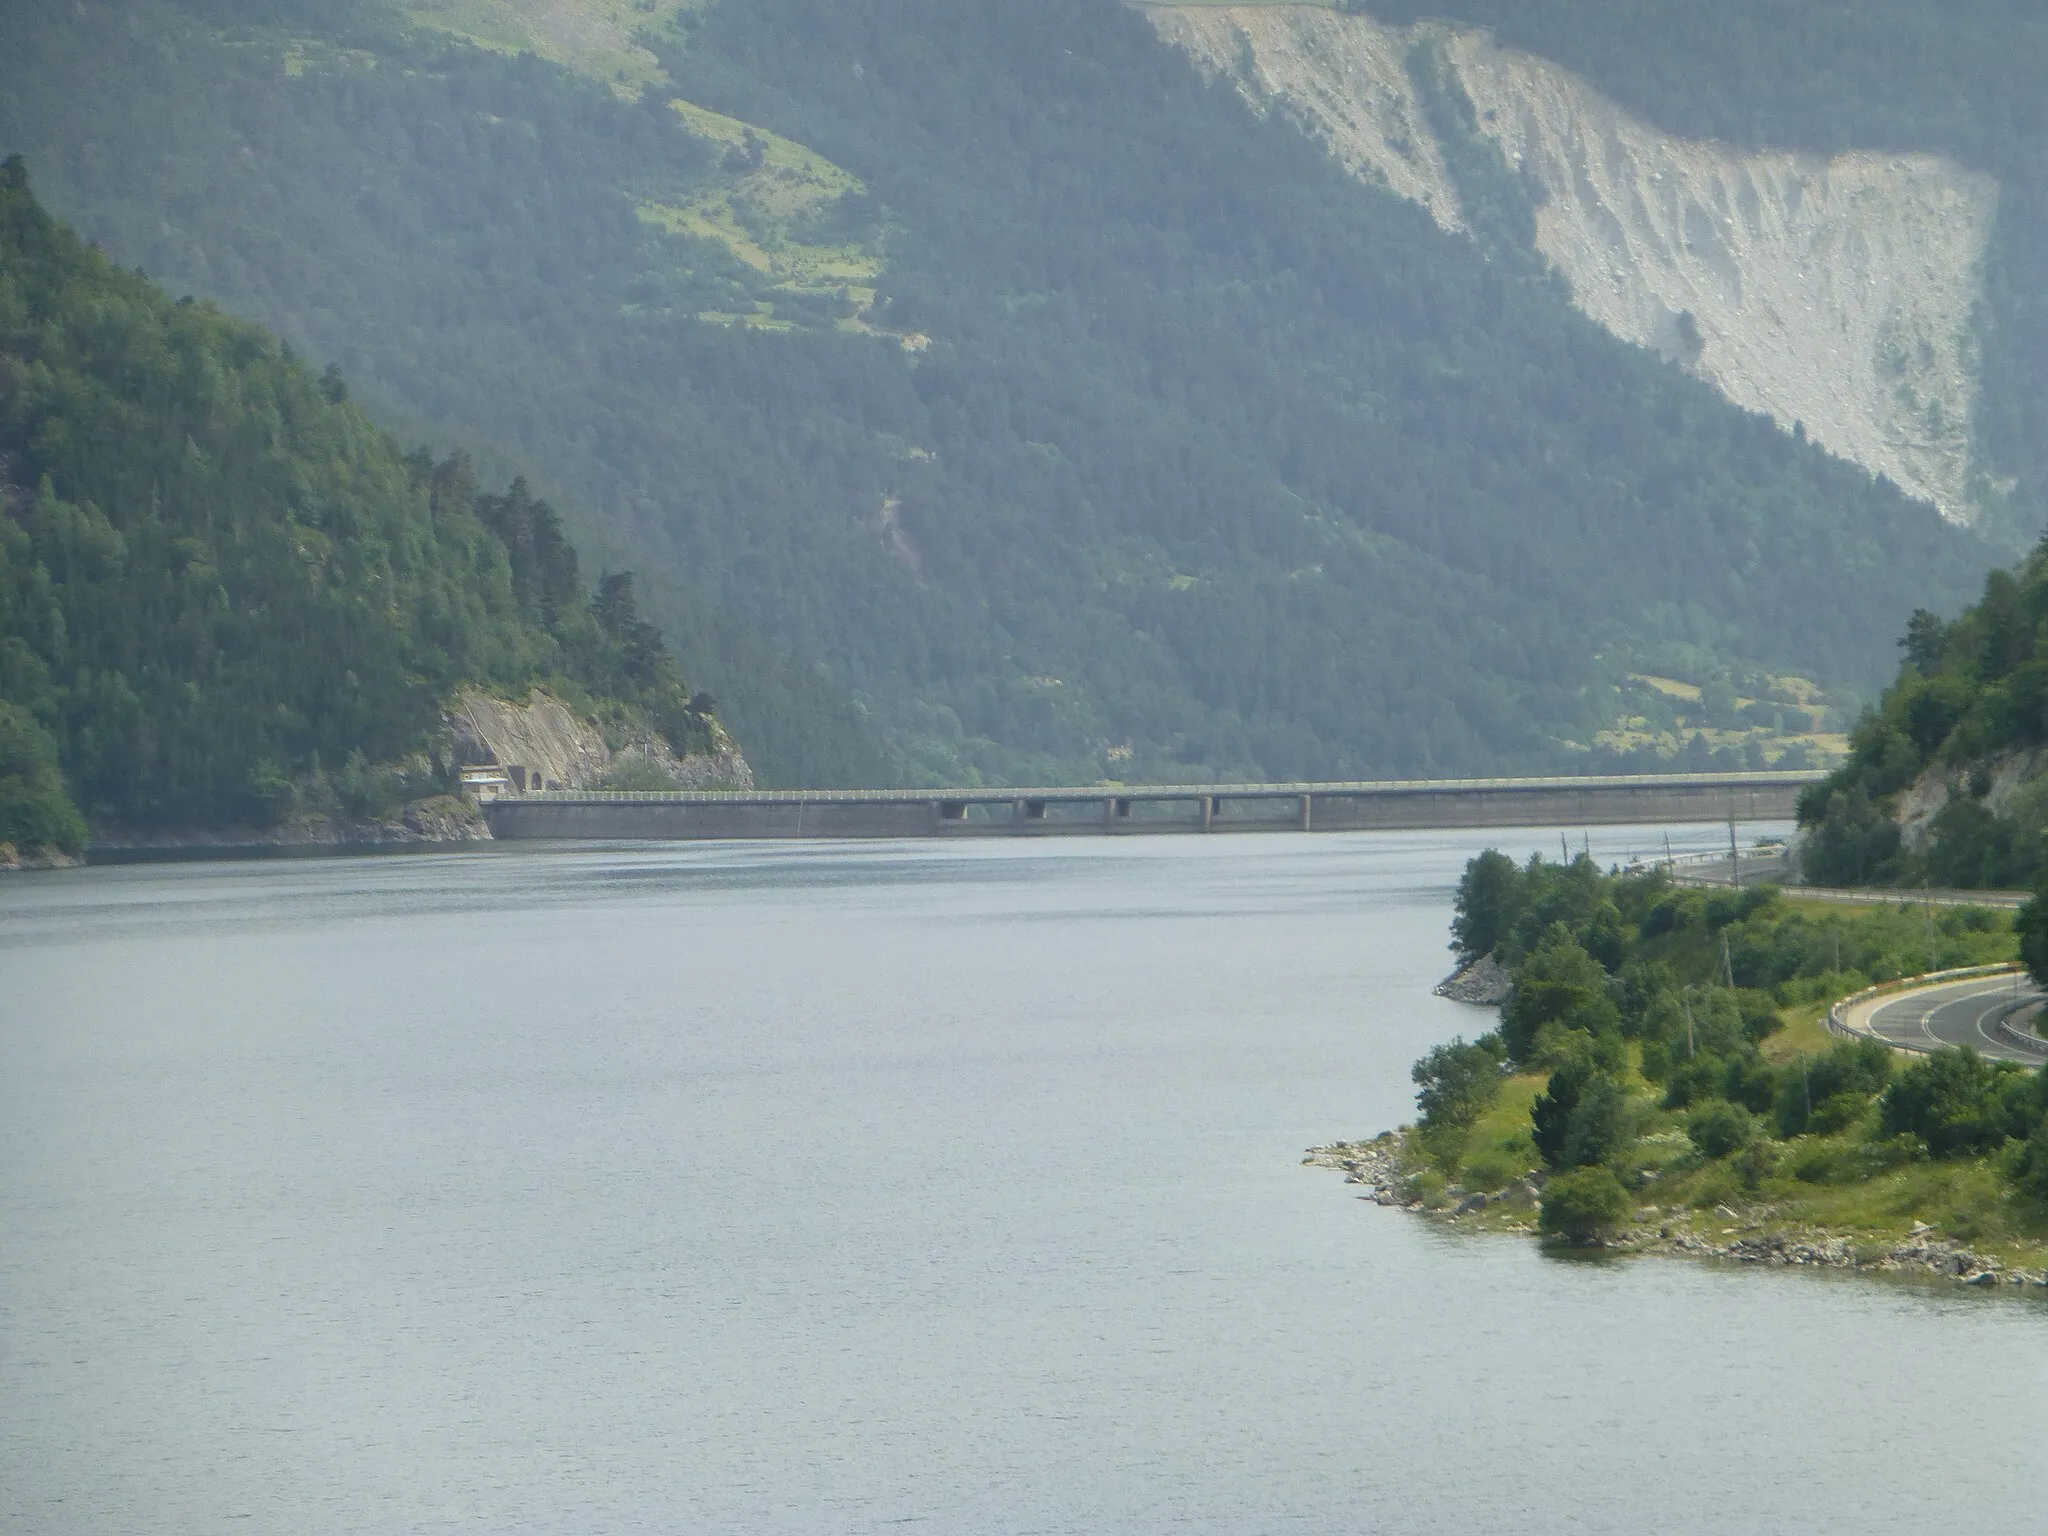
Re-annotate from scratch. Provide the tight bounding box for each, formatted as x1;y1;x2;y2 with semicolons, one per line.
5;827;2047;1533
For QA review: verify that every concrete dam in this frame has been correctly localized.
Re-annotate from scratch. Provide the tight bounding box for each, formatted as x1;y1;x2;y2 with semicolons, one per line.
483;771;1819;842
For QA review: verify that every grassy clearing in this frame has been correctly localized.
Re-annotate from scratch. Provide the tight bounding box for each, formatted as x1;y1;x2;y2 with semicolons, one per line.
640;101;890;333
1452;1073;1543;1192
379;14;896;335
1591;722;1849;767
1591;670;1849;768
1758;998;1836;1063
399;0;689;94
1631;674;1703;701
267;36;384;79
375;14;893;329
666;101;860;189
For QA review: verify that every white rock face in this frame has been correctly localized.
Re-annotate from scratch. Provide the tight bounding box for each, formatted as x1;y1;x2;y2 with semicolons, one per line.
1143;4;2000;524
1148;6;1467;232
451;688;754;791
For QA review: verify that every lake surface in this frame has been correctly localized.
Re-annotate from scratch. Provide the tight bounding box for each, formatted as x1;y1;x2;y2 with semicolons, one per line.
5;826;2047;1533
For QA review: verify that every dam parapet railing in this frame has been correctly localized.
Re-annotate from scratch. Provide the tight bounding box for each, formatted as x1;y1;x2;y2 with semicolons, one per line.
482;770;1824;841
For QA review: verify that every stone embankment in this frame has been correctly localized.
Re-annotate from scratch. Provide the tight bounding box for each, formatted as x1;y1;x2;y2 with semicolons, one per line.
1432;954;1512;1006
85;795;492;854
1657;1224;2043;1286
0;841;82;871
1307;1133;2048;1288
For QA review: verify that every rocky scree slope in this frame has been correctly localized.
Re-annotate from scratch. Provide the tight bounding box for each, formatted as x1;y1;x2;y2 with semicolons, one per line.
1147;3;1995;524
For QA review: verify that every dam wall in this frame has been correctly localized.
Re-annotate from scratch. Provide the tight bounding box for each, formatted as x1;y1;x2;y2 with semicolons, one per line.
483;773;1816;842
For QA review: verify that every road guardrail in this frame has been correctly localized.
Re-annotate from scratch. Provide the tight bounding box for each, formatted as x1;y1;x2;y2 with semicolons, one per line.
1826;963;2029;1056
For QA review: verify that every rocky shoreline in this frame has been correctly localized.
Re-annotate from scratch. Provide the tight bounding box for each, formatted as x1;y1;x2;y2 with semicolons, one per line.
0;841;83;872
80;794;492;858
1431;954;1513;1006
1307;1134;2048;1289
1;687;760;875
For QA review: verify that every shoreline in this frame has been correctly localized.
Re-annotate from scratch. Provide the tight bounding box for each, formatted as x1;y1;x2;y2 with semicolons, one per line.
1308;1133;2048;1290
79;836;489;868
0;796;495;873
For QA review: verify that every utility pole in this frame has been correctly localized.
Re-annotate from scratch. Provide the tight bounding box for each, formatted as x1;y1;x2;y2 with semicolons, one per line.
1729;815;1740;889
1664;831;1674;876
1925;883;1938;975
1722;931;1736;989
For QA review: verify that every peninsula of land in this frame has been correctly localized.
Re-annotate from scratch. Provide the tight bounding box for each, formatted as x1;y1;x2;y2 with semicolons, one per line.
1336;852;2048;1288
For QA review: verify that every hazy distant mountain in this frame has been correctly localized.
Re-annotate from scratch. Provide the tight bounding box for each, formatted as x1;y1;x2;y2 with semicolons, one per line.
2;0;2023;785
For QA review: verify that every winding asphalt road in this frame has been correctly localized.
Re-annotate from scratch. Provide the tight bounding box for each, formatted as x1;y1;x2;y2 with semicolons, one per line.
1843;973;2048;1064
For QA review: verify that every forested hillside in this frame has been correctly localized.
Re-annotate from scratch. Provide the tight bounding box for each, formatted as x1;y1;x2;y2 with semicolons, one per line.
0;0;2003;784
1797;546;2048;891
0;160;721;852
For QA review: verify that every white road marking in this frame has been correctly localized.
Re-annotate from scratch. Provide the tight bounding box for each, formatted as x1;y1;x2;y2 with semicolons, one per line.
1865;977;2048;1062
1918;1003;1942;1045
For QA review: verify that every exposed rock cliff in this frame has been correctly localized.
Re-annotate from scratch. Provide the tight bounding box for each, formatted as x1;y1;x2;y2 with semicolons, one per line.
0;841;82;871
449;689;754;792
1149;6;1468;231
1144;4;1999;524
1891;744;2048;854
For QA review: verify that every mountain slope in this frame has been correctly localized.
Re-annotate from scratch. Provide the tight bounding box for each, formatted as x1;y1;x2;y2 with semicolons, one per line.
0;0;2003;784
1150;4;1997;524
665;0;1992;759
0;159;735;849
1354;0;2048;545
